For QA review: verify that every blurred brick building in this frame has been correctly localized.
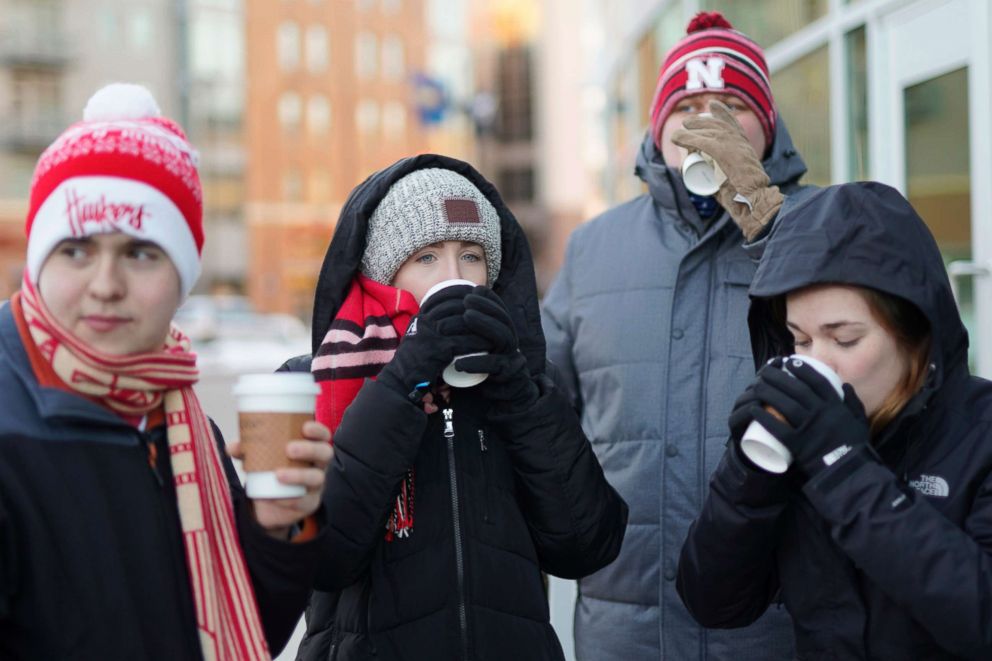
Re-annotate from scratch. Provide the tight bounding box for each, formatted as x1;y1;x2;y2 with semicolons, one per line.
244;0;436;320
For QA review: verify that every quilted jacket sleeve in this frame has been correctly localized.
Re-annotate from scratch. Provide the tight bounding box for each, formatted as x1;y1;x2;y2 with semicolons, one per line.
802;446;992;659
677;443;791;628
311;379;429;591
490;373;628;579
540;237;583;415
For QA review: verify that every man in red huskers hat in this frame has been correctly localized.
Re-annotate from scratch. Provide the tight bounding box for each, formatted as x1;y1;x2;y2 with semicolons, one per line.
542;12;808;660
0;83;332;660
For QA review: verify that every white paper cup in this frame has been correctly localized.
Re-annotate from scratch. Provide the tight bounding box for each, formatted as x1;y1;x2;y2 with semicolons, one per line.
681;151;727;196
233;373;320;498
419;279;489;388
740;355;844;473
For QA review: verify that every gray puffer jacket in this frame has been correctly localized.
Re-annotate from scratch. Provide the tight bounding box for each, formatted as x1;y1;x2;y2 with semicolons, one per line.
541;120;808;660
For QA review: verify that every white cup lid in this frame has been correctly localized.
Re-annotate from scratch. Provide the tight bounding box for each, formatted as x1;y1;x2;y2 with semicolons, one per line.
786;354;844;398
233;372;320;398
420;278;478;307
442;352;489;388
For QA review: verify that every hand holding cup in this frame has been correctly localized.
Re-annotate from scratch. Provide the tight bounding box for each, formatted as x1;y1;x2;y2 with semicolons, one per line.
231;373;331;539
739;355;844;473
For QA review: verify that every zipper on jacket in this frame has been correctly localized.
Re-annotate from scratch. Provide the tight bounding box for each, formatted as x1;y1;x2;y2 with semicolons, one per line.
444;407;471;660
479;429;492;524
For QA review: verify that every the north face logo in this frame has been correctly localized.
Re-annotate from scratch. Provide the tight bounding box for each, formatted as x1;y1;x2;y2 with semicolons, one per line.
909;474;949;497
443;198;481;224
406;318;418;336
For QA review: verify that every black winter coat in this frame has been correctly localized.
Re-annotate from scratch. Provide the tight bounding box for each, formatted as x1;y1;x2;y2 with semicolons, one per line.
291;154;628;661
0;304;326;659
677;182;992;660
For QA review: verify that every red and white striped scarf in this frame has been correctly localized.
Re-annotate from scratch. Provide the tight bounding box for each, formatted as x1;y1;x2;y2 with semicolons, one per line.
312;274;419;540
16;278;270;661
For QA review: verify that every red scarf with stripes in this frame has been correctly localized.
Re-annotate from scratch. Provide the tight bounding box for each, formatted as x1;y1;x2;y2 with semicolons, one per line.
15;278;270;661
312;274;419;540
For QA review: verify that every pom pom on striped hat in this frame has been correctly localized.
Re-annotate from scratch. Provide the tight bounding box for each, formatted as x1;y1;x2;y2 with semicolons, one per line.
649;11;775;152
25;83;203;296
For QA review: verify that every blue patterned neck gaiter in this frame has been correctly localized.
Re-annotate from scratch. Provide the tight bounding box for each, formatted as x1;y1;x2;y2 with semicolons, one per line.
689;192;719;220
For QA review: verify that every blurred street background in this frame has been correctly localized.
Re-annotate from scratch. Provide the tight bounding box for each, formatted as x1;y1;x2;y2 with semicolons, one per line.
1;0;990;658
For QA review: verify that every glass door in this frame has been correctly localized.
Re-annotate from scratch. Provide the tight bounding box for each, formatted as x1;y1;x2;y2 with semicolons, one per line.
873;0;992;376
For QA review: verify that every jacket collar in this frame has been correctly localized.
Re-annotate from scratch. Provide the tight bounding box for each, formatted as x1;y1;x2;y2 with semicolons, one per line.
0;302;130;428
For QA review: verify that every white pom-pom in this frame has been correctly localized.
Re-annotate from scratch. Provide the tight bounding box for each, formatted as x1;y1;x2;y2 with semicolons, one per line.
83;83;161;122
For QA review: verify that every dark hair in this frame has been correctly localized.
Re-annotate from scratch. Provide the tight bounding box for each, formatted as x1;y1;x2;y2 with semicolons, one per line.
768;285;931;435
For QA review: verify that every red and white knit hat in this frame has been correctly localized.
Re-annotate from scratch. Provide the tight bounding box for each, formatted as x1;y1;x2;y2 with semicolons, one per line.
25;83;203;296
649;11;775;151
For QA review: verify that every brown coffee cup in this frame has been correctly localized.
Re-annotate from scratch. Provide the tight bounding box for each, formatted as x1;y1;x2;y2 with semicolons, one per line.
233;373;320;498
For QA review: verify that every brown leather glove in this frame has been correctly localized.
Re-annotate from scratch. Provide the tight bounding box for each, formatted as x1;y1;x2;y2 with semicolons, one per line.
671;100;783;241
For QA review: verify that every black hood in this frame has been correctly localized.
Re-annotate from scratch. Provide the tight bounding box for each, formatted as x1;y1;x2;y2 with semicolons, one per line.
748;182;969;390
309;154;547;376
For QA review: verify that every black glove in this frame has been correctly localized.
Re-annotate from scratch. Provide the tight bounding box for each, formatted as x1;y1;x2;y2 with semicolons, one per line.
377;284;490;403
746;356;870;479
451;287;539;411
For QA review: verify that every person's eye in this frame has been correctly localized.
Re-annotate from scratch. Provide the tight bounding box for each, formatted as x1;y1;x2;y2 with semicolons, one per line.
836;337;861;348
415;253;436;264
461;252;483;263
791;337;811;348
58;243;88;259
129;245;163;261
675;103;695;114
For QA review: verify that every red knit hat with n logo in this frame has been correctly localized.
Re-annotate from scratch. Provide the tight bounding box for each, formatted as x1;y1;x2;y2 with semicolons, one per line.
25;83;204;296
649;12;775;151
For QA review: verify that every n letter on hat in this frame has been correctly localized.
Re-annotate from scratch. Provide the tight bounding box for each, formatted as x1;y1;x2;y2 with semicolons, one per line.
685;57;726;91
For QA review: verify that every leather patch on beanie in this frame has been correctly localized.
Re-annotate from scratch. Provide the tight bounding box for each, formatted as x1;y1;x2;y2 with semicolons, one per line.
443;197;481;224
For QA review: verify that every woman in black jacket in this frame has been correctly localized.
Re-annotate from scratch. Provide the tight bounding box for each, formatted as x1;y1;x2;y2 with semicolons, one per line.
678;182;992;660
288;155;628;661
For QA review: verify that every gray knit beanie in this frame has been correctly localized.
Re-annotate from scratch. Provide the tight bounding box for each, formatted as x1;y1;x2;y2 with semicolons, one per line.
361;168;502;286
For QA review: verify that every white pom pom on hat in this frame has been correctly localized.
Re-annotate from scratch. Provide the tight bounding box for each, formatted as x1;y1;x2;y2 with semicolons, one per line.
82;82;162;122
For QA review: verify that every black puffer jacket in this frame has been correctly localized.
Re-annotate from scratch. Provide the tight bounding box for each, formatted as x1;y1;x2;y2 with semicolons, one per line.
0;303;325;659
677;182;992;659
289;154;628;661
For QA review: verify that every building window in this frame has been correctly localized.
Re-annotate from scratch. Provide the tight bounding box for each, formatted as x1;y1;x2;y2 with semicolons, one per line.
307;95;331;135
309;169;331;202
771;45;831;185
497;167;535;203
355;32;378;80
282;170;303;201
496;46;533;142
278;92;302;131
381;35;405;81
277;21;301;72
846;26;868;181
306;25;329;73
382;101;406;138
128;9;152;52
355;99;380;133
708;0;829;48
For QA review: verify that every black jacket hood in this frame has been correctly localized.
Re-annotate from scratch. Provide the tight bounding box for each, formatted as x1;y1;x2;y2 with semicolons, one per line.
747;182;969;391
310;154;547;376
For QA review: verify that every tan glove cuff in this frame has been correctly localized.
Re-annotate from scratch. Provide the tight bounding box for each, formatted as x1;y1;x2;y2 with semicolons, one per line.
717;186;784;241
